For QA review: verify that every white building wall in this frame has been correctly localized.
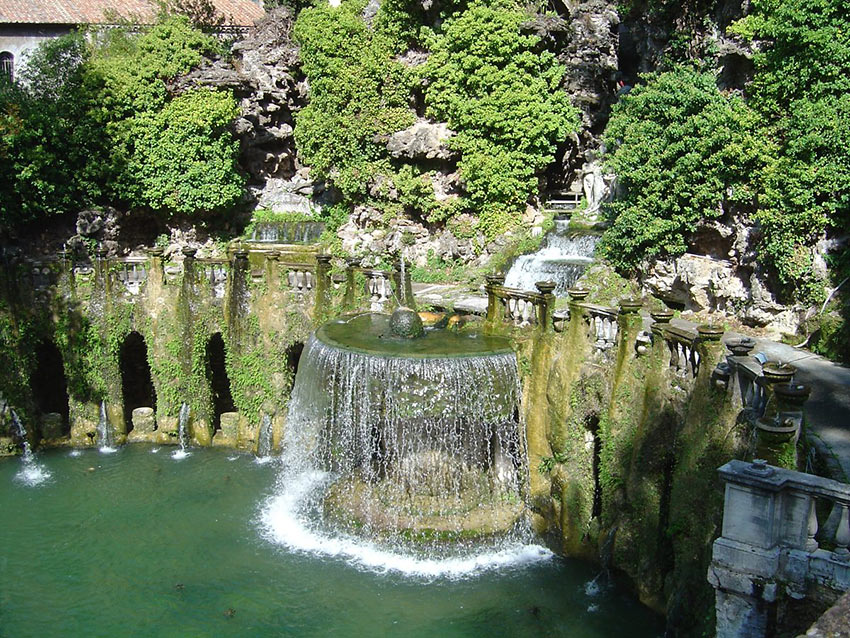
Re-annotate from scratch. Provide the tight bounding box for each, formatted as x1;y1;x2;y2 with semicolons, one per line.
0;26;74;81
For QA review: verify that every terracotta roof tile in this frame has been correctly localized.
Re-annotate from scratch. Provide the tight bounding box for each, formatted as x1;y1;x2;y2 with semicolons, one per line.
0;0;264;27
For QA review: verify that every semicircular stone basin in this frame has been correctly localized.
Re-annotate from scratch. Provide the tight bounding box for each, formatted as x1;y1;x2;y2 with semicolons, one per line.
285;312;526;545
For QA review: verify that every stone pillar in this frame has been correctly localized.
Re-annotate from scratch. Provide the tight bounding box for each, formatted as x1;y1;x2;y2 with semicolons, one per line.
484;274;505;325
755;382;810;467
343;258;360;310
147;246;165;284
314;253;332;317
535;280;556;332
264;250;280;291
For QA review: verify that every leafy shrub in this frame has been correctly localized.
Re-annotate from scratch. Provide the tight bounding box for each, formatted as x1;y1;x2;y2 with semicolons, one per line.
600;66;763;271
424;0;579;238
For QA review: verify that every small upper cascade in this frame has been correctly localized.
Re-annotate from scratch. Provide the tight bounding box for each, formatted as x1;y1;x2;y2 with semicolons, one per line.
504;219;599;296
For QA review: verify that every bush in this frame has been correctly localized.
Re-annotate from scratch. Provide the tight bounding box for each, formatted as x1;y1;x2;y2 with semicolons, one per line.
600;66;763;271
424;0;579;238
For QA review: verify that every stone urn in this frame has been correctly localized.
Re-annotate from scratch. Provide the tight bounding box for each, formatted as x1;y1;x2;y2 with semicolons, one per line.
535;281;556;295
726;337;756;356
485;274;506;287
697;324;724;341
567;288;589;301
650;309;674;324
181;246;198;259
619;298;643;313
762;362;795;384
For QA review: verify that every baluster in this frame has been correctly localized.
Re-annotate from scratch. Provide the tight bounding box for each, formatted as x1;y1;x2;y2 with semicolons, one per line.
693;349;701;377
521;300;532;327
305;271;313;291
806;497;819;552
835;503;850;559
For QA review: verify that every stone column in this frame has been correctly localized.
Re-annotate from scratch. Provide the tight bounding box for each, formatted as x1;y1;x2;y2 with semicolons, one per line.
343;257;360;310
314;253;332;317
484;274;505;325
535;280;556;332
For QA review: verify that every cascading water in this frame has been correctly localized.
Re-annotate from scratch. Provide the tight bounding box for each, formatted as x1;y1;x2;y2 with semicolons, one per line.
257;413;273;461
172;402;191;460
97;400;117;453
260;312;552;577
504;220;599;296
10;409;51;486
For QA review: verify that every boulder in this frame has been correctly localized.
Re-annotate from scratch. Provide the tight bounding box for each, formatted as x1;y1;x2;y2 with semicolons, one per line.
386;120;456;160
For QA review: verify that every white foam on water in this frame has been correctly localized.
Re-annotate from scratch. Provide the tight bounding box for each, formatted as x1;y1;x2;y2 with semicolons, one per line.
150;447;160;454
254;456;274;466
14;461;52;487
99;446;118;454
171;449;190;460
69;449;82;457
258;468;553;580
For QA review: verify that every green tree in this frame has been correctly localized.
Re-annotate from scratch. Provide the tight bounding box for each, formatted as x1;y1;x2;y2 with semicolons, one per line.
600;66;763;271
0;33;109;227
292;0;414;198
423;0;578;238
86;15;244;216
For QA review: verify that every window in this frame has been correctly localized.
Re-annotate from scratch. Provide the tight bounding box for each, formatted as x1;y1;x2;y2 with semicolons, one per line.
0;52;12;82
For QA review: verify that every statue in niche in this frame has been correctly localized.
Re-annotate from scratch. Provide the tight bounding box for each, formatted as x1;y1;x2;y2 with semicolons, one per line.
581;156;616;219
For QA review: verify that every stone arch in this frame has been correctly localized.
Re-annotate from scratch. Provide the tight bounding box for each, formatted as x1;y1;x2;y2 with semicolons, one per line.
31;340;70;437
120;331;156;431
0;52;13;82
284;341;304;392
205;332;234;432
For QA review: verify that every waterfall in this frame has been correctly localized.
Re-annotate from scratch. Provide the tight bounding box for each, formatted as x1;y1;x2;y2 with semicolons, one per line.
97;400;117;453
11;410;51;486
172;403;191;460
504;221;599;296
257;413;273;460
260;323;553;576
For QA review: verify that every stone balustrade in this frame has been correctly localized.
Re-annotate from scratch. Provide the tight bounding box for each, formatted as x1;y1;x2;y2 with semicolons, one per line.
281;262;316;296
110;257;148;295
360;268;395;312
660;324;701;378
710;459;850;638
484;277;554;331
199;259;229;299
579;303;618;349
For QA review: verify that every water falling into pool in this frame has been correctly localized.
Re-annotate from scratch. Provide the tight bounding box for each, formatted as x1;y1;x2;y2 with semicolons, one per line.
172;402;191;460
10;409;51;486
97;400;117;454
505;220;599;296
261;313;552;577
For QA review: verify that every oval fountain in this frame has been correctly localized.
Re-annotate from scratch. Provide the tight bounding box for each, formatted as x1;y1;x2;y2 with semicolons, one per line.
261;308;549;576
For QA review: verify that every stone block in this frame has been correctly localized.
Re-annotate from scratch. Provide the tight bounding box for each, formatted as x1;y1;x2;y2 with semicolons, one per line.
158;415;178;434
219;412;239;440
41;413;64;439
131;407;156;433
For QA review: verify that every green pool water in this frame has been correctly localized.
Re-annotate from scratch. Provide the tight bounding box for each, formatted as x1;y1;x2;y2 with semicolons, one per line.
0;446;662;637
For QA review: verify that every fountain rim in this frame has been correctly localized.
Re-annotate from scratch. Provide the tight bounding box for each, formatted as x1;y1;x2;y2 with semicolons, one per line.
314;313;516;359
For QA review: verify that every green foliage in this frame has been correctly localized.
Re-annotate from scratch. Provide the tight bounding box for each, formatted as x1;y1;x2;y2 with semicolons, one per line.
424;1;579;238
409;250;470;283
122;88;242;215
88;16;243;216
0;33;109;226
600;66;763;271
732;0;850;300
293;0;414;198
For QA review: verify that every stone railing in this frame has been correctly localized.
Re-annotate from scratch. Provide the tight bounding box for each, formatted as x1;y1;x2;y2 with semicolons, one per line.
110;257;148;296
361;268;394;311
581;303;619;349
343;261;414;313
27;258;62;290
280;262;316;296
661;324;701;378
485;276;555;331
198;258;229;299
710;459;850;638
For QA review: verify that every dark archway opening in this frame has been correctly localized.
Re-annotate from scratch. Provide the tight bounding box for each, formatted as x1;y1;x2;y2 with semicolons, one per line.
31;340;70;435
284;341;304;392
120;331;156;431
206;333;235;432
585;414;602;519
